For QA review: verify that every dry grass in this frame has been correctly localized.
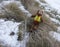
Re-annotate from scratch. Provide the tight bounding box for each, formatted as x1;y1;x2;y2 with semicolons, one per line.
42;13;57;31
34;2;40;7
26;31;53;47
4;2;27;22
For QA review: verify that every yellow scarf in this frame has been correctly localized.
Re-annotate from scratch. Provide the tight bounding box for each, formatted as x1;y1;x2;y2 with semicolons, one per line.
34;15;41;22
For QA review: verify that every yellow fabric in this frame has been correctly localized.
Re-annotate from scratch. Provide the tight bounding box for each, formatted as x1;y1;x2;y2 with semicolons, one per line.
34;15;41;22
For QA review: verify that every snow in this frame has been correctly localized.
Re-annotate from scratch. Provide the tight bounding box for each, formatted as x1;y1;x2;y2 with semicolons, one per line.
50;17;60;25
50;18;60;24
45;0;60;12
35;0;41;4
0;19;21;47
56;15;60;19
57;27;60;32
0;19;29;47
49;31;60;42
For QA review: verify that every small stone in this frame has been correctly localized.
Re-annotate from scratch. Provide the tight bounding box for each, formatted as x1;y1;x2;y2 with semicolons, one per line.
10;32;15;36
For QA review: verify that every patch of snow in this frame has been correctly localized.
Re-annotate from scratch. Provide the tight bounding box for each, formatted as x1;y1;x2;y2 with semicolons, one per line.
56;15;60;19
49;31;60;42
35;0;41;4
0;19;20;47
57;27;60;32
57;11;60;14
0;19;29;47
45;0;60;12
50;18;60;24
